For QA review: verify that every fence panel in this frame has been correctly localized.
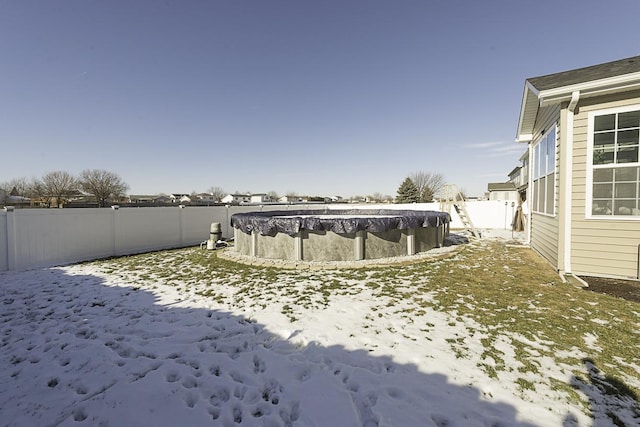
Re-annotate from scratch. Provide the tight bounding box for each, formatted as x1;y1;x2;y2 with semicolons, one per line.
181;207;228;245
0;202;514;272
12;209;114;270
115;207;183;255
0;212;7;271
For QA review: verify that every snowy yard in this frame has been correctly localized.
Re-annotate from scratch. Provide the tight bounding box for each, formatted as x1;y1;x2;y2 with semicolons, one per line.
1;234;638;426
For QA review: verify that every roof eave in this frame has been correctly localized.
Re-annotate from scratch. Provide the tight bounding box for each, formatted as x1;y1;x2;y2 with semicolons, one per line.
515;81;539;143
516;71;640;143
538;71;640;106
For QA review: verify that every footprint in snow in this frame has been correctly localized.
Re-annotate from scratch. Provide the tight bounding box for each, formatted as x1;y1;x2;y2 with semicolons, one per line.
279;401;300;426
296;366;311;382
208;407;220;420
233;385;247;400
253;355;266;373
209;385;231;406
75;384;88;395
184;391;198;408
166;370;180;383
386;387;405;399
72;407;88;422
229;370;246;384
232;405;243;423
182;375;197;389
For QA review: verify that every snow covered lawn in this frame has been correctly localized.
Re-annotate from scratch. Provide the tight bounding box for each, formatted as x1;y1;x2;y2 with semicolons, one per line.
1;235;638;426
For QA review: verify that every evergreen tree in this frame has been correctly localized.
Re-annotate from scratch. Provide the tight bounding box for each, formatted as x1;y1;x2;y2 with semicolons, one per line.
396;177;420;203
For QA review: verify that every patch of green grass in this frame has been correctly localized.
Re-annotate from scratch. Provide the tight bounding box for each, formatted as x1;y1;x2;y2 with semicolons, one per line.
515;377;536;392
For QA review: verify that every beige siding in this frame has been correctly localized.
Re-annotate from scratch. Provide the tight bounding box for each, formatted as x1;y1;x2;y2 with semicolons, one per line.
530;213;559;267
530;104;561;268
570;90;640;278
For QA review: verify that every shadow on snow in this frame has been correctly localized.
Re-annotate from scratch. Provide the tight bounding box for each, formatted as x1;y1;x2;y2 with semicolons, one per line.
0;267;604;427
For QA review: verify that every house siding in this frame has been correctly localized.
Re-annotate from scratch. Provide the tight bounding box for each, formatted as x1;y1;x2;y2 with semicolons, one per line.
570;90;640;278
530;104;561;269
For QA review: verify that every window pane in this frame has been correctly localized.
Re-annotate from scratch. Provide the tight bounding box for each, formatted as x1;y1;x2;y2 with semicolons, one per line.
593;183;613;198
546;173;554;214
594;147;615;165
533;144;540;179
615;182;636;198
592;199;612;215
546;133;555;172
614;200;636;215
614;167;638;182
618;129;639;145
593;168;614;182
594;132;615;148
616;146;638;163
538;176;546;212
618;111;640;129
594;114;616;131
533;180;539;212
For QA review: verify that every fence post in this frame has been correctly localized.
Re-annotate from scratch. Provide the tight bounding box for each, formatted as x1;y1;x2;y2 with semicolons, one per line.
179;205;186;246
5;207;16;270
112;205;120;256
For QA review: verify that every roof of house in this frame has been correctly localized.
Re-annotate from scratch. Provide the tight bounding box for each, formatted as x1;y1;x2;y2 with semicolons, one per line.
487;182;516;191
516;55;640;142
527;55;640;91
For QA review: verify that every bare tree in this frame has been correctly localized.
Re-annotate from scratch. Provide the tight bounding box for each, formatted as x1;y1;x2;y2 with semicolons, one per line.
267;190;279;201
79;169;129;207
28;179;49;207
207;186;226;202
39;171;78;208
409;171;445;202
369;192;384;203
0;177;30;198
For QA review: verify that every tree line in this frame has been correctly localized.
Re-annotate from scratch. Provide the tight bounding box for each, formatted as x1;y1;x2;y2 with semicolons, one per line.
1;169;129;208
2;169;447;208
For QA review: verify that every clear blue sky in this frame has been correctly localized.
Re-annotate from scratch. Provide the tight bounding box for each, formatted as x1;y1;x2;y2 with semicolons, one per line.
2;0;639;198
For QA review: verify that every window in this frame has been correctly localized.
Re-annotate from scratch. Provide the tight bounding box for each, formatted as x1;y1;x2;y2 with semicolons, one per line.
532;126;556;215
590;108;640;216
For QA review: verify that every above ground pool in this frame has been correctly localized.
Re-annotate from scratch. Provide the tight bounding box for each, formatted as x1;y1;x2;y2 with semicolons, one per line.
230;209;450;262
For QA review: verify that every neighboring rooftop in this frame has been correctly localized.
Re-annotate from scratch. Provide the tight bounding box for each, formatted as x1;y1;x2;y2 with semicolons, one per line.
487;182;516;191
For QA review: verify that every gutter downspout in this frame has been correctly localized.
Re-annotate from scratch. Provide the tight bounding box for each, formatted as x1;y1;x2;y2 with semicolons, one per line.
563;90;580;274
526;145;533;245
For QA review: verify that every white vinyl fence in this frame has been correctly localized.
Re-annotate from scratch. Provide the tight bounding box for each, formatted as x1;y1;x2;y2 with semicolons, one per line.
0;201;517;271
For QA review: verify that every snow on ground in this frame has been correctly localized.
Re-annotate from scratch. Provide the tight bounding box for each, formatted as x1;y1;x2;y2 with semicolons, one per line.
0;231;608;427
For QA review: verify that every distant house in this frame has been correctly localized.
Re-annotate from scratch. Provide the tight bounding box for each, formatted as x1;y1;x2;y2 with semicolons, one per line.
278;195;303;203
128;195;156;204
221;193;251;204
516;54;640;278
154;195;172;204
250;194;272;204
170;194;191;204
508;151;530;191
194;193;216;203
486;182;518;201
506;149;530;204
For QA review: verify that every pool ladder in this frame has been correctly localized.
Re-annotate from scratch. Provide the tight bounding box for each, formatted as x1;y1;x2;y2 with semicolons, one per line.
440;184;480;238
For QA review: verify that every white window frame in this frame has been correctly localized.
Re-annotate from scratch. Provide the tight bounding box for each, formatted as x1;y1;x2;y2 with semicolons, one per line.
531;125;556;216
586;104;640;220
